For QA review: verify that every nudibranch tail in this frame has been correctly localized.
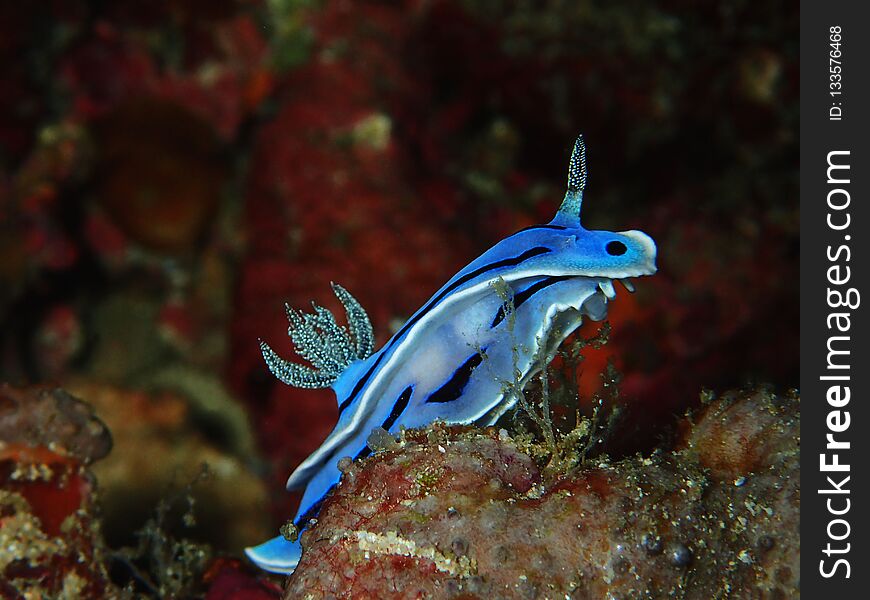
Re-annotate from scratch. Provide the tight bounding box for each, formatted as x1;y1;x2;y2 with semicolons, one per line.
245;535;302;575
551;134;587;228
259;284;374;389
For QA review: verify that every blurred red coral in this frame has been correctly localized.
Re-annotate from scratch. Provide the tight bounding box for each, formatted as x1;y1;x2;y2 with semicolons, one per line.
90;98;225;254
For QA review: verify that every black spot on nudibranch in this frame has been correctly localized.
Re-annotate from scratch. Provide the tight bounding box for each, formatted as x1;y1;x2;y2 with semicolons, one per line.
605;240;627;256
426;350;485;403
352;386;413;462
381;386;413;432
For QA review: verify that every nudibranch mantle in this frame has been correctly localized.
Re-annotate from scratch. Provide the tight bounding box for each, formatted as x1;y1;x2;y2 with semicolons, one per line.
246;136;657;574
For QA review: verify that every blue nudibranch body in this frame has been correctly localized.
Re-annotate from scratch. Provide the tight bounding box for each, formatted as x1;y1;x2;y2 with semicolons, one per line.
246;136;657;574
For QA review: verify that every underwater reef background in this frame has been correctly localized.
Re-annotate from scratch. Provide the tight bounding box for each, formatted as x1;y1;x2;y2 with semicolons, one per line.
0;0;797;597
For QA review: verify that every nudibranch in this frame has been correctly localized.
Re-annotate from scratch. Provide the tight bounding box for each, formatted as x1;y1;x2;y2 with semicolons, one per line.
246;136;657;574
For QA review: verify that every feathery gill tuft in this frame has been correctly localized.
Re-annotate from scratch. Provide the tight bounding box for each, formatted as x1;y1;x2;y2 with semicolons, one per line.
260;283;374;389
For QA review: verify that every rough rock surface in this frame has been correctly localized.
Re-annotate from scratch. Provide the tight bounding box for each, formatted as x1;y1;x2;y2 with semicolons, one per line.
0;386;116;597
286;388;799;599
0;384;112;464
0;384;283;598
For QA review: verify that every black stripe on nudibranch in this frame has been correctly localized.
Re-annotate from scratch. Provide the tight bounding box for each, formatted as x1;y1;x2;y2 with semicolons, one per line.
443;246;553;294
347;387;412;472
338;351;387;414
294;483;337;528
339;247;551;415
385;247;553;352
426;350;485;404
490;275;573;328
381;386;413;432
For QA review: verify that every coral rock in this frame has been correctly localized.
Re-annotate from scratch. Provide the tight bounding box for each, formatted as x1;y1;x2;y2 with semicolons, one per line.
0;385;112;464
0;386;116;597
286;389;799;599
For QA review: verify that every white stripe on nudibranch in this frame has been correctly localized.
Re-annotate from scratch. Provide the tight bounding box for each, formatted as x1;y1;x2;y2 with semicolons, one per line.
245;135;658;575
